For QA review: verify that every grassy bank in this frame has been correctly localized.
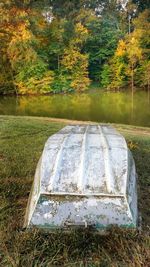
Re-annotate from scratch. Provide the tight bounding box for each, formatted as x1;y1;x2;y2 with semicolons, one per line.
0;116;150;267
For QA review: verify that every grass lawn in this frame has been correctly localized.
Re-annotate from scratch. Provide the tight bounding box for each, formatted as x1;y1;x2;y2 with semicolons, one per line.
0;116;150;267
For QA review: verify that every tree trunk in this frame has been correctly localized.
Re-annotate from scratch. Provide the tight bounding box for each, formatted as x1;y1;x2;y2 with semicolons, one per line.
128;14;131;34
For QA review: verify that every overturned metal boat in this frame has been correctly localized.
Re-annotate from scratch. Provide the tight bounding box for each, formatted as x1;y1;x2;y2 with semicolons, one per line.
24;125;138;230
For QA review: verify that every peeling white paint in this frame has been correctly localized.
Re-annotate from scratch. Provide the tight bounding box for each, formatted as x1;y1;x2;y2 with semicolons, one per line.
24;124;138;230
44;213;53;219
87;199;98;207
74;202;83;208
40;124;129;195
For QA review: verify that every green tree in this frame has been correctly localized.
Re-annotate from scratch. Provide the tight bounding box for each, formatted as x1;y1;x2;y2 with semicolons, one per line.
100;64;112;89
136;60;150;101
0;0;149;95
84;5;125;81
61;23;90;92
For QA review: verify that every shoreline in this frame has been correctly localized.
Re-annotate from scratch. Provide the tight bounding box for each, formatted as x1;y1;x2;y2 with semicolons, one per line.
0;86;148;97
1;115;150;136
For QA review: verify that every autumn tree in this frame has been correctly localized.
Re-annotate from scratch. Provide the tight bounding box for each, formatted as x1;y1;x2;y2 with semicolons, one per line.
101;40;128;90
0;2;55;94
110;40;128;89
0;1;16;93
102;9;150;92
126;10;150;92
0;0;149;95
61;23;90;92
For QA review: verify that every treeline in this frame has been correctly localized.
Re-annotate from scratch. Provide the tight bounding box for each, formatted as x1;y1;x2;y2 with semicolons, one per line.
0;0;150;95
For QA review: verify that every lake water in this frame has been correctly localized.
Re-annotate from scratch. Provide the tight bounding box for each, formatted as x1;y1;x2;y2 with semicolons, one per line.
0;90;149;127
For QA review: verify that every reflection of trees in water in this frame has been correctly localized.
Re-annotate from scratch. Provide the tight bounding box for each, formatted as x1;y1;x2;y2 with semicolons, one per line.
69;94;91;119
18;96;64;115
1;91;149;126
71;94;91;107
90;92;132;124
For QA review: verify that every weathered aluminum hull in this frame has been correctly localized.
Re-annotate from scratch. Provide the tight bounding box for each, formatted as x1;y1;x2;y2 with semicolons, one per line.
24;125;138;230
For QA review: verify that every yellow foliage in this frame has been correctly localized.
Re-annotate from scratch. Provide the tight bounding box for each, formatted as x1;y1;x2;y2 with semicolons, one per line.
115;40;126;57
71;75;90;92
7;20;37;70
7;44;37;70
75;22;88;36
126;34;142;64
70;22;88;48
15;71;54;95
61;48;82;70
61;43;90;91
11;23;32;42
127;141;139;150
62;47;89;72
